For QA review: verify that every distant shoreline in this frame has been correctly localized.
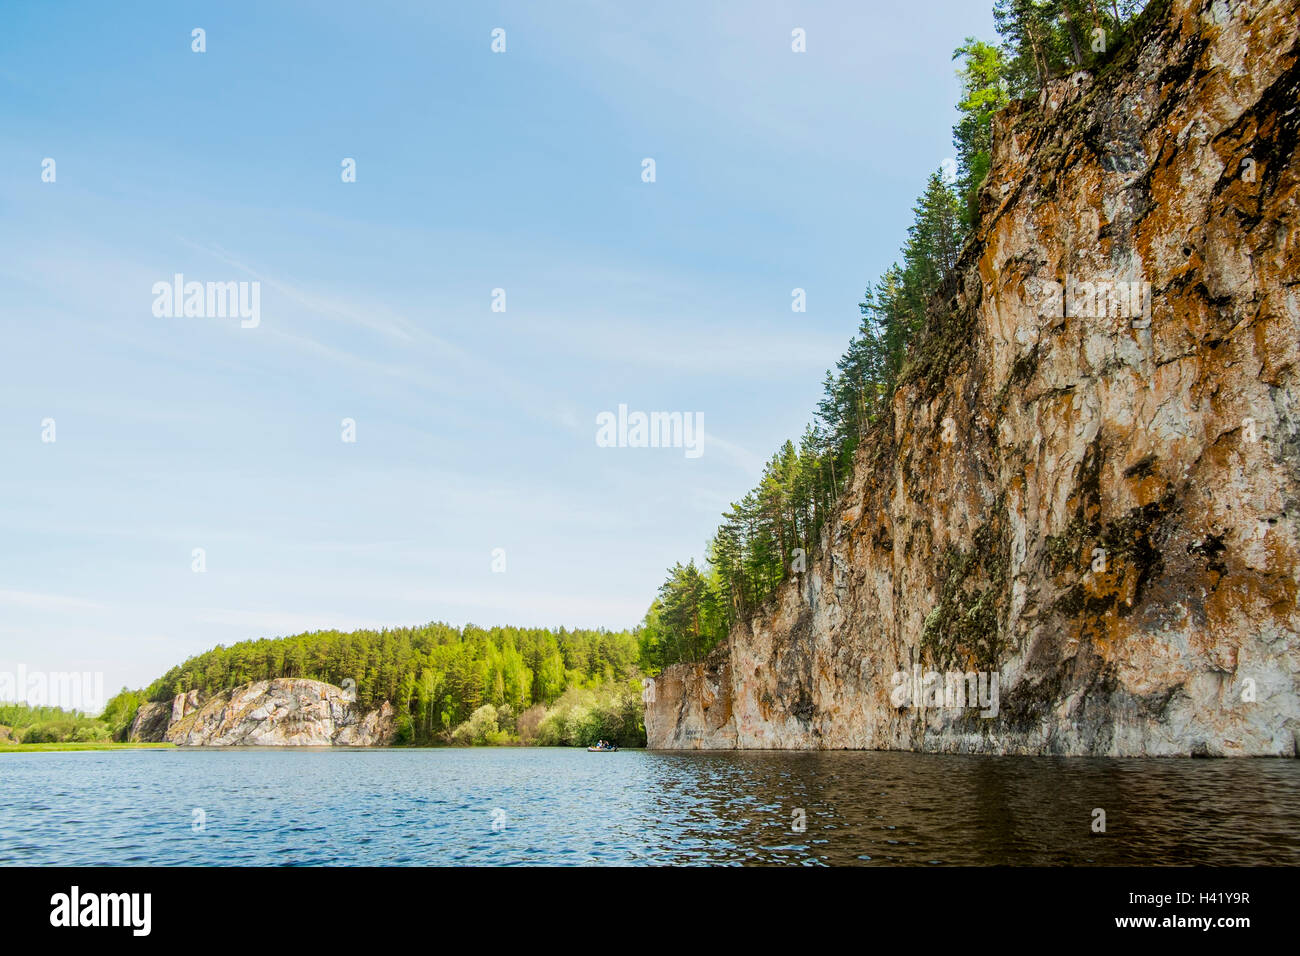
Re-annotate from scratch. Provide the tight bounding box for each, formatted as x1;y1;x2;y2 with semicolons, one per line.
0;742;646;753
0;742;175;754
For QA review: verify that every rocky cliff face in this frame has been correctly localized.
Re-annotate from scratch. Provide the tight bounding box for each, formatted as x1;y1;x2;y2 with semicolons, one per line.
647;0;1300;756
129;679;395;746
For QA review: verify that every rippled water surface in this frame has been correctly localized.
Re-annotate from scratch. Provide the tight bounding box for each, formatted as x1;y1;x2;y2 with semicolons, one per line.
2;748;1298;865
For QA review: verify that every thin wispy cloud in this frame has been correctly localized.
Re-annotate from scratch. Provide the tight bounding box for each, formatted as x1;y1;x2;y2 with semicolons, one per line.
0;0;994;693
0;589;107;613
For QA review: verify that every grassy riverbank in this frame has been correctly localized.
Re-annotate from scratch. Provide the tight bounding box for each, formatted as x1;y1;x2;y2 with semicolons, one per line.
0;741;175;754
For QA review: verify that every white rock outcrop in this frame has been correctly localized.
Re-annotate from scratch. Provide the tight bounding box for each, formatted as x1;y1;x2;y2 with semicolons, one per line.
130;679;395;746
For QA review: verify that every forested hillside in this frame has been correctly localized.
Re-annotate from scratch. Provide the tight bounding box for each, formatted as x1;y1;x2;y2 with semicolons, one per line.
127;623;645;745
638;0;1154;672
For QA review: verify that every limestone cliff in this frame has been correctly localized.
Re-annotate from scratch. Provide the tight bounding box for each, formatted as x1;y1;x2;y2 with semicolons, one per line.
647;0;1300;756
129;679;395;746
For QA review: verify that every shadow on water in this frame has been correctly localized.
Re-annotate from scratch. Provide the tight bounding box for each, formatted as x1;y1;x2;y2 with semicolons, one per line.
638;751;1300;865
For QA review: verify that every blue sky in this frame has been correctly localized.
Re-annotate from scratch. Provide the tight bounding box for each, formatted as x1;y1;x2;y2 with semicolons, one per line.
0;0;995;704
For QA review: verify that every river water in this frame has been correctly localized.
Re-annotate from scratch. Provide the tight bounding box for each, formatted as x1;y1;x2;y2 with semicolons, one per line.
2;748;1297;865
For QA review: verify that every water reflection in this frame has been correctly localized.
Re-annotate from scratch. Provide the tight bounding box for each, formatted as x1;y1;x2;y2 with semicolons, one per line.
637;752;1300;865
